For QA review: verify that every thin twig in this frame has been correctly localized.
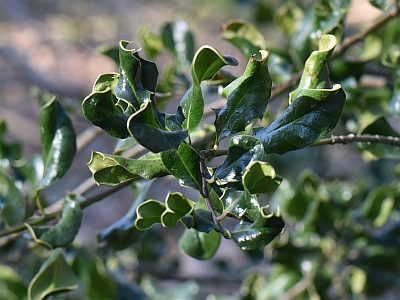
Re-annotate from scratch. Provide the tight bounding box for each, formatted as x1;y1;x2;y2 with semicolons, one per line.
199;155;229;238
312;134;400;148
0;180;133;238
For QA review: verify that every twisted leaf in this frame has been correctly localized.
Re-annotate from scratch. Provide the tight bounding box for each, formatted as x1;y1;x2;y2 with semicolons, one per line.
214;50;272;142
178;46;238;132
87;151;169;186
39;98;76;188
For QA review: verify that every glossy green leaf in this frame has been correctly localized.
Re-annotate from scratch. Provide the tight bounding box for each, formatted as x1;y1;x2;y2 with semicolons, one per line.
39;98;76;188
139;27;163;60
220;189;260;222
179;228;221;260
220;20;266;59
289;35;337;102
116;40;158;108
161;142;202;190
82;73;130;139
178;46;238;133
214;50;272;142
161;192;195;228
254;85;345;155
231;207;284;250
243;161;283;194
0;170;26;227
127;100;188;153
181;209;216;233
161;18;195;72
214;135;264;185
135;200;166;230
28;249;78;300
359;116;400;159
87;151;169;186
97;181;152;254
0;265;27;300
28;196;82;248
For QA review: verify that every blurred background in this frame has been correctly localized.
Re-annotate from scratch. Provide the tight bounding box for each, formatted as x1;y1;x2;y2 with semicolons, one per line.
0;0;389;298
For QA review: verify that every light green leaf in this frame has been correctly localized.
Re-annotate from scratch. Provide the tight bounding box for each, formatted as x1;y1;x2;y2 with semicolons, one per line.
0;170;26;227
289;34;337;102
215;50;272;142
179;228;221;260
28;196;82;248
87;151;169;186
28;249;78;300
139;27;163;60
243;161;283;195
178;46;238;132
39;98;76;188
161;192;195;228
135;200;166;230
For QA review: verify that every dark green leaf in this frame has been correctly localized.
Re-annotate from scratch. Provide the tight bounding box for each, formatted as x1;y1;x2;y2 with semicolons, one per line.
369;0;388;9
231;207;284;250
359;116;400;159
254;85;346;155
215;50;272;142
82;73;130;139
220;189;260;222
179;228;221;260
135;200;166;230
161;18;195;72
28;196;82;248
243;161;283;194
87;151;169;186
127;100;188;153
215;135;264;185
0;170;26;227
181;209;216;233
97;181;152;254
289;34;337;101
178;46;238;133
161;192;195;228
28;249;78;300
161;142;202;190
39;98;76;188
86;258;117;300
220;20;266;59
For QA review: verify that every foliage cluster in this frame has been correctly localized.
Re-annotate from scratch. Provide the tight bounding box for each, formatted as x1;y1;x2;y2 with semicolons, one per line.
1;0;400;299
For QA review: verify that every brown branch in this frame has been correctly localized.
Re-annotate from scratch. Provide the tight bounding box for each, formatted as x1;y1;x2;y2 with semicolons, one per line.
312;134;400;148
0;180;133;238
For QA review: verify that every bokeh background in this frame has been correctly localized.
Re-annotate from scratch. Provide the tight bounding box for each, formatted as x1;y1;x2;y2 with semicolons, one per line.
0;0;386;297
